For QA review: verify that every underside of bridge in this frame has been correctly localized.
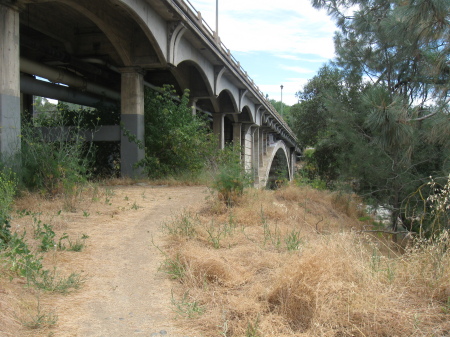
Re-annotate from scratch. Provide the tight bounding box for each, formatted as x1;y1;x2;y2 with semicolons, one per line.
0;0;300;184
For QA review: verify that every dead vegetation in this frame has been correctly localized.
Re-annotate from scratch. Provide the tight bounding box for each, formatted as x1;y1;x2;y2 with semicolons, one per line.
162;185;450;336
1;182;449;336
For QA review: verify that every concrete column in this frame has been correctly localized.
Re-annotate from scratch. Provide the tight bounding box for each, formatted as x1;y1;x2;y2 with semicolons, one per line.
259;128;264;167
290;149;297;180
232;122;241;149
252;126;259;180
213;113;225;149
190;98;197;116
242;124;252;171
120;67;145;177
0;3;21;159
261;131;266;155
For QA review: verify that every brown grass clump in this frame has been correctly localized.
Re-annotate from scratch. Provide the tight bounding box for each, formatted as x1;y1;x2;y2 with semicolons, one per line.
163;184;450;336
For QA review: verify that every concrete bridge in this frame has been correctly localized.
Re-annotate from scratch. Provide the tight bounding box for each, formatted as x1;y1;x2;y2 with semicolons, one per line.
0;0;301;187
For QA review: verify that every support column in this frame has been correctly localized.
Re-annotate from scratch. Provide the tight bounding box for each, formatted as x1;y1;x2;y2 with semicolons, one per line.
213;113;225;149
252;126;259;180
259;128;264;167
120;67;145;177
0;3;21;159
232;122;241;149
190;98;197;116
290;149;297;180
242;124;252;171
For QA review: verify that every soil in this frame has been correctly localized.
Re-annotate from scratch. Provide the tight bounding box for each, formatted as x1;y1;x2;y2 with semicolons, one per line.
12;184;209;337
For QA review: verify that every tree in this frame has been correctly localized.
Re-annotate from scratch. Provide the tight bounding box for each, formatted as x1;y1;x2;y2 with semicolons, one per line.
270;99;293;126
297;0;450;230
297;0;450;233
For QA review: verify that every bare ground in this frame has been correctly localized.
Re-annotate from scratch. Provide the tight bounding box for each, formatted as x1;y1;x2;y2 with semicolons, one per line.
3;184;208;337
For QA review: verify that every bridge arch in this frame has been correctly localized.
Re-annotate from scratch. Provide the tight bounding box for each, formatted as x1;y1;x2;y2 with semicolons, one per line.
174;60;214;102
36;0;165;68
261;141;292;188
217;90;238;113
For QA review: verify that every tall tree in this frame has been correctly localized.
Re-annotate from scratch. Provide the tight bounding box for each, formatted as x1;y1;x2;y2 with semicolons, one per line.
300;0;450;233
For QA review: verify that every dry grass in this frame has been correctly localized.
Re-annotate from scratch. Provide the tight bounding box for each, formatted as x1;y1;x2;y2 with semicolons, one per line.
0;183;118;336
162;185;450;336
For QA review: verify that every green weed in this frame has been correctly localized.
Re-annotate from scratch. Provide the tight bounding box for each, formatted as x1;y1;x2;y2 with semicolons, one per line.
163;212;197;238
32;268;84;294
22;298;58;329
246;316;261;337
284;229;303;251
160;253;186;280
171;291;204;318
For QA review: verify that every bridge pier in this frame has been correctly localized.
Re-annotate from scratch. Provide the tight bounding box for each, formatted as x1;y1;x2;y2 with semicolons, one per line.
0;3;21;159
232;122;241;149
213;113;225;149
120;68;145;177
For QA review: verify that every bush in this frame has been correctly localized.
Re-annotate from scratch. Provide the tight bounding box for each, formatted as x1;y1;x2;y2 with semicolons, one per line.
0;169;16;246
210;145;253;206
19;107;93;198
139;86;217;178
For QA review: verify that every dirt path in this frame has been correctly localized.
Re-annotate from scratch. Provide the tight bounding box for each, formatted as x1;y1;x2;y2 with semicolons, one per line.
45;185;208;337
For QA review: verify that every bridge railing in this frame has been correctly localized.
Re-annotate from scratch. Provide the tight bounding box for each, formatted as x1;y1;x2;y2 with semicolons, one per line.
173;0;296;142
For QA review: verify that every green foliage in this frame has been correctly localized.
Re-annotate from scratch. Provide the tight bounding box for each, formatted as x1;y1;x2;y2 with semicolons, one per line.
403;175;450;237
284;229;303;251
2;229;84;292
139;85;217;178
296;0;450;232
171;291;205;318
0;169;16;246
270;99;293;126
3;232;44;281
19;108;92;198
210;146;253;206
161;253;186;280
38;223;56;252
163;211;198;238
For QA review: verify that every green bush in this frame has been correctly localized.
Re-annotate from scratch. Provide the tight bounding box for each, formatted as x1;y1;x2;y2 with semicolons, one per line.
19;108;92;198
0;169;16;246
211;146;253;206
139;86;217;178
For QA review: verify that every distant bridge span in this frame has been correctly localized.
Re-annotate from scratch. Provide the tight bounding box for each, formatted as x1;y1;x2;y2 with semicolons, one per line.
0;0;301;187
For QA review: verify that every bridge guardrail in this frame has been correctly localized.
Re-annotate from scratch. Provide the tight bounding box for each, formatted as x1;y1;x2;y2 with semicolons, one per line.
173;0;298;145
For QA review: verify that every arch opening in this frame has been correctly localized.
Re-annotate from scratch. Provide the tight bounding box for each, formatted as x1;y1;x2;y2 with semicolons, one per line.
267;148;290;189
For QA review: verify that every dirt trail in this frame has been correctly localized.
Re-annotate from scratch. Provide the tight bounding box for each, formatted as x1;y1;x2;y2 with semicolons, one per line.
46;185;207;337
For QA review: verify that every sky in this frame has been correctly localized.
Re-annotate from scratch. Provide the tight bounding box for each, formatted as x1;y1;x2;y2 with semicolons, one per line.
188;0;337;106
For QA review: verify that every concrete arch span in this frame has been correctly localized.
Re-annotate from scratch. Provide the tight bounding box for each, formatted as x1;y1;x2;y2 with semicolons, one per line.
259;140;292;188
24;0;166;68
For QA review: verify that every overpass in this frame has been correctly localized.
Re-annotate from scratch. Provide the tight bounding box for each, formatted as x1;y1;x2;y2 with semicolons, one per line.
0;0;301;187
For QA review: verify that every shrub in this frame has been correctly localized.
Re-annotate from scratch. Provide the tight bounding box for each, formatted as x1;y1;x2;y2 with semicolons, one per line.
139;85;217;178
0;169;16;246
210;145;253;206
19;107;92;198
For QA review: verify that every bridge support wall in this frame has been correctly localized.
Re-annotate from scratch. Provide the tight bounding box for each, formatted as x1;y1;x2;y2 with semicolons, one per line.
120;68;145;177
0;4;21;158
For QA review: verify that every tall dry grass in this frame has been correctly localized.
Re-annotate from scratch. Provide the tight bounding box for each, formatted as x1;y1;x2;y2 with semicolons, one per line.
162;185;450;336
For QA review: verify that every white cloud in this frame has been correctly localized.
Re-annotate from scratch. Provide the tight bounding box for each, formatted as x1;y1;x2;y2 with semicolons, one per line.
189;0;336;59
279;65;312;74
188;0;336;105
